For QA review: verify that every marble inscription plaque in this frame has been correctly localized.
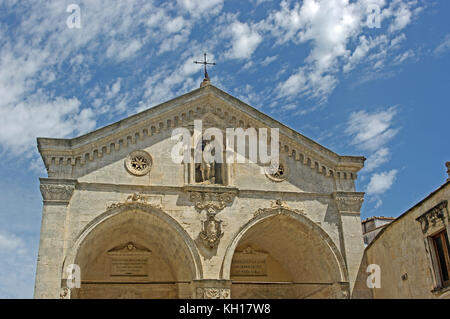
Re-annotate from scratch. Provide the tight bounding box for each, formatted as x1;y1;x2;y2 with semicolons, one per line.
110;258;148;276
107;242;151;277
231;247;268;276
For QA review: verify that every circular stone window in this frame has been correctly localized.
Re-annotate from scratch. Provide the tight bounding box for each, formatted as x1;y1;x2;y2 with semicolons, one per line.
125;150;152;176
265;162;288;182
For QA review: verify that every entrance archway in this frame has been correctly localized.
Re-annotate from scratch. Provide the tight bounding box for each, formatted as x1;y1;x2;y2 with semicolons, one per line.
67;204;202;299
222;210;348;298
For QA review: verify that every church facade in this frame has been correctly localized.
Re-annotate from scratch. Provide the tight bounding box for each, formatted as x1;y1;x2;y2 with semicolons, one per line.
35;80;366;299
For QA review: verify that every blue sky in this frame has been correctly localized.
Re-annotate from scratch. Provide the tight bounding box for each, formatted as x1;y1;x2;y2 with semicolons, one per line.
0;0;449;298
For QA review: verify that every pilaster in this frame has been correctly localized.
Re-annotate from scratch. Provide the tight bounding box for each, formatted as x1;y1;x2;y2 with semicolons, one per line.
333;191;365;293
34;178;77;299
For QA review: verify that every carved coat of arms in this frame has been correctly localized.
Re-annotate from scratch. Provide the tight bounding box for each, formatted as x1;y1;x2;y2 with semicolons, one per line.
199;211;224;248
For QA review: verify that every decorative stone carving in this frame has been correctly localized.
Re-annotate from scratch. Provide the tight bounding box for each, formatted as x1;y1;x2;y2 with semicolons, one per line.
185;188;236;248
254;199;305;218
125;150;152;176
40;179;76;204
107;242;152;254
265;162;288;182
188;191;235;215
332;192;364;213
198;288;231;299
199;212;224;249
60;287;70;299
416;200;448;234
107;193;162;210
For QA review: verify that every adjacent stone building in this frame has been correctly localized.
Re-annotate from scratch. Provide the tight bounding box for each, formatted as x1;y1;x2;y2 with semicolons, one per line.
353;163;450;299
362;216;395;246
34;79;367;299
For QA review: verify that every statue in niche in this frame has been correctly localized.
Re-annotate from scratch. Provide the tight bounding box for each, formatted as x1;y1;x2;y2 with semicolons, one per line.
195;140;222;184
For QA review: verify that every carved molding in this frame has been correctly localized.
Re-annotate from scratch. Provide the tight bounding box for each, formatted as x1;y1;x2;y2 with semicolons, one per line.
254;199;305;218
60;287;70;299
40;179;77;204
107;193;162;210
197;287;231;299
416;200;448;234
187;190;236;215
332;192;364;213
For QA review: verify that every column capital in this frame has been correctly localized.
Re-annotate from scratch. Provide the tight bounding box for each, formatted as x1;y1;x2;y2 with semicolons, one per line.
39;178;77;205
332;192;365;214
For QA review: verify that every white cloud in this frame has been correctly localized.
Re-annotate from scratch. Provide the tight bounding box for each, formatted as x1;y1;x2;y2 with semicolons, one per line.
225;21;262;60
366;169;398;195
264;0;422;101
0;94;96;157
0;231;25;252
261;55;278;66
393;49;415;64
0;231;35;298
346;106;399;152
0;1;202;157
434;34;450;55
364;147;390;172
177;0;224;18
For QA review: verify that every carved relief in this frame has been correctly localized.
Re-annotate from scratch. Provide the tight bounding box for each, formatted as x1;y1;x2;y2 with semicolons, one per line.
125;150;152;176
60;287;70;299
265;162;288;182
199;212;224;249
188;191;235;214
333;192;364;213
40;181;76;203
186;189;235;249
107;193;162;210
197;287;231;299
416;201;448;234
254;199;305;218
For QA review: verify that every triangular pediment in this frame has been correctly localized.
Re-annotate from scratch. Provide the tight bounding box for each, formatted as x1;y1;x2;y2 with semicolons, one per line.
37;84;364;180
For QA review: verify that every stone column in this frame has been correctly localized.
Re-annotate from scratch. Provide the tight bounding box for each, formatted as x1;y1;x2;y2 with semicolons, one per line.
333;191;365;293
192;279;232;299
34;178;76;299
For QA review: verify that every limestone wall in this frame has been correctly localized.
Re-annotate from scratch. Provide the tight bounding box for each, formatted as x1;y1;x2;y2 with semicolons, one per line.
353;182;450;299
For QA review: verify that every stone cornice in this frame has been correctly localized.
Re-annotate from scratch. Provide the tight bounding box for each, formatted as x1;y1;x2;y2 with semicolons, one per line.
39;178;77;205
416;200;448;234
37;84;364;180
332;192;365;214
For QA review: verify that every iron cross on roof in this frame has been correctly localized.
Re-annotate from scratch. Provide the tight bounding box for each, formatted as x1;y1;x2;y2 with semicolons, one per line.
194;53;216;80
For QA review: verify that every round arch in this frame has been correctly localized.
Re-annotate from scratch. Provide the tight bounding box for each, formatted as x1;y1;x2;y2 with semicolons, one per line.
62;203;203;298
221;208;348;284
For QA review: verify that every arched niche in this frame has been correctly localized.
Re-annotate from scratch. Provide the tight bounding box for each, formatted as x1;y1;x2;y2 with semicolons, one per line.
65;203;202;299
222;209;349;299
